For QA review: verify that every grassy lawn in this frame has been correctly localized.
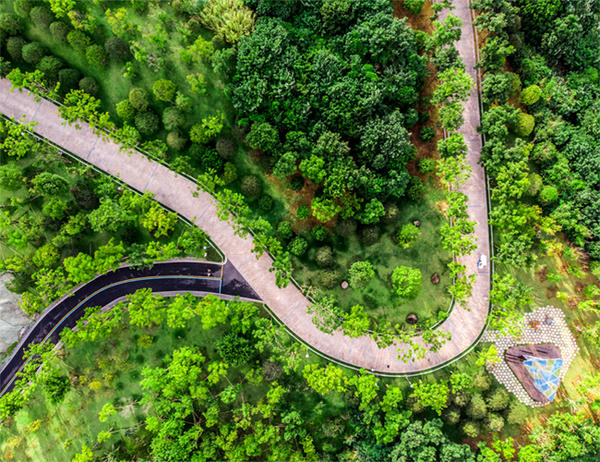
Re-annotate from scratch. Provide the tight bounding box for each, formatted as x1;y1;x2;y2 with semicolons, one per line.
0;298;357;461
293;182;453;327
3;0;453;330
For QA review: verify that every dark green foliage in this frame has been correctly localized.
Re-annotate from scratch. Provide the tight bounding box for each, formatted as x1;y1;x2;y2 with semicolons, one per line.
289;236;307;256
390;419;475;462
246;121;279;154
37;55;62;82
29;5;53;27
57;68;80;93
0;13;22;35
312;225;328;242
134;111;160;137
129;87;149;112
85;44;107;67
66;30;90;53
166;130;187;151
13;0;33;18
21;42;45;65
162;107;184;131
360;226;379;246
481;72;513;106
104;36;130;62
467;393;487;419
49;21;69;43
216;331;254;367
6;36;26;61
404;0;425;15
79;76;99;96
337;218;357;237
276;221;293;241
240;175;261;199
258;195;273;212
216;136;235;160
420;126;435;142
43;373;70;404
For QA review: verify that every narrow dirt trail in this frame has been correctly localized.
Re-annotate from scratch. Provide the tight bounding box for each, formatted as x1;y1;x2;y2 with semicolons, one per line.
0;0;489;375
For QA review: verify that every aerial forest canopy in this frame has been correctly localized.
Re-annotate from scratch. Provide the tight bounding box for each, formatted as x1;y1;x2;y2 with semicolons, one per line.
231;0;427;222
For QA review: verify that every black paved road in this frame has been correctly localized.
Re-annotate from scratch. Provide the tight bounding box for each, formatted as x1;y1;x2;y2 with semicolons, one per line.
0;259;259;397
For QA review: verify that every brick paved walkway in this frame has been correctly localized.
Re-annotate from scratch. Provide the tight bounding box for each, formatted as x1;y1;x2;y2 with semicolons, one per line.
0;1;489;374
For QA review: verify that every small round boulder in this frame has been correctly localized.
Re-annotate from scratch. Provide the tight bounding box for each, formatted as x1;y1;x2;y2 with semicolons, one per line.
406;313;418;324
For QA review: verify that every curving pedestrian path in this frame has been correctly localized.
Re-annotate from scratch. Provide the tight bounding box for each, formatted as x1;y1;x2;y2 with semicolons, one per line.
0;260;260;397
0;0;489;375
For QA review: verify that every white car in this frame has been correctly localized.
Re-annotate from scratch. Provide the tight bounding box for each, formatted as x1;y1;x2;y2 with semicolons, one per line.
477;254;487;269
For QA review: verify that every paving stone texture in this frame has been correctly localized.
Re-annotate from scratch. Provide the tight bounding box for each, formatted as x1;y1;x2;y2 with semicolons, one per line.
0;0;491;374
482;306;579;406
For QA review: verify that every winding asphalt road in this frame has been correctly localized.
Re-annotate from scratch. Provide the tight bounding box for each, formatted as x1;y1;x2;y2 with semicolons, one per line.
0;0;490;377
0;260;259;397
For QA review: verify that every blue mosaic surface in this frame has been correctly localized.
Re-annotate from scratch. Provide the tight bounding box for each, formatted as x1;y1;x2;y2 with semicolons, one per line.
523;355;563;401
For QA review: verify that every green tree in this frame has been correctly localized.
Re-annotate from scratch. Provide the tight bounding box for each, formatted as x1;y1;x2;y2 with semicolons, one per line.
302;364;347;395
391;266;422;299
142;203;177;238
348;261;375;289
85;44;107;67
64;253;96;284
358;199;385;225
299;155;326;184
397;223;420;248
199;0;255;44
404;0;425;14
190;113;224;144
246;121;279;154
127;288;166;327
342;304;370;337
129;87;149;111
152;79;177;102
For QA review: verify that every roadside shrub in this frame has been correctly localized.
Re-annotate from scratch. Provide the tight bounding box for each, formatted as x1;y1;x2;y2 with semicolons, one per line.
397;223;420;249
520;84;541;106
66;30;90;53
315;246;334;268
129;87;149;111
13;0;33;18
115;100;135;122
420;125;435;142
152;78;177;102
349;261;375;289
0;13;22;35
79;76;98;96
21;42;45;65
240;175;261;199
360;226;380;246
162;107;184;131
49;21;69;42
404;0;425;14
166;130;187;151
104;36;130;62
222;162;237;184
216;136;235;159
37;56;62;81
514;112;535;138
135;111;159;137
85;44;107;67
29;6;53;27
418;158;436;174
391;265;422;298
289;236;307;256
6;36;26;61
57;68;80;92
